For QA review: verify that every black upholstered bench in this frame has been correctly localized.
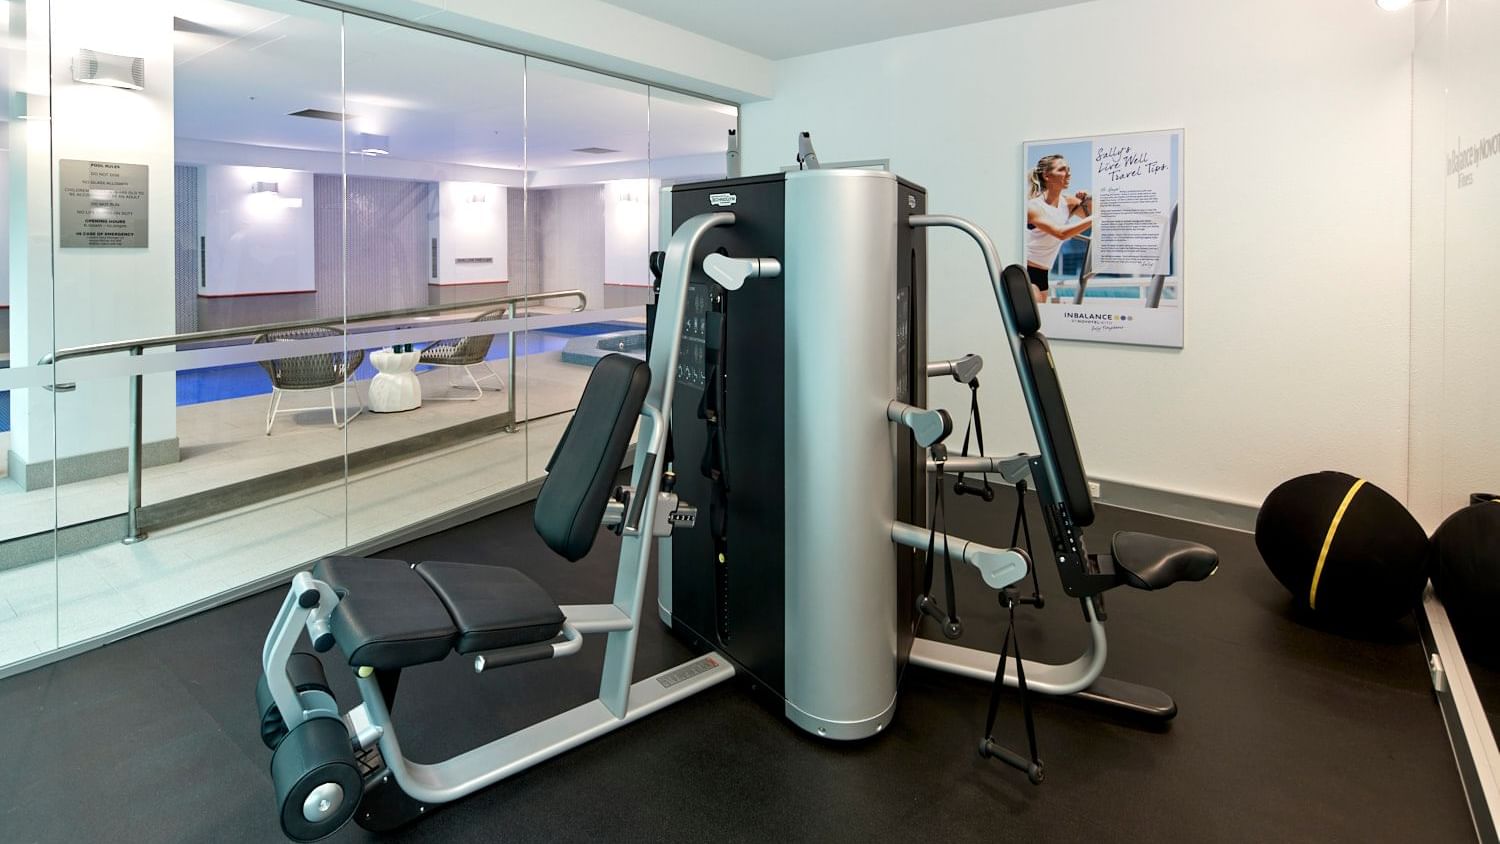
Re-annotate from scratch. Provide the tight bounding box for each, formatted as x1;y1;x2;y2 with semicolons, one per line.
313;556;566;670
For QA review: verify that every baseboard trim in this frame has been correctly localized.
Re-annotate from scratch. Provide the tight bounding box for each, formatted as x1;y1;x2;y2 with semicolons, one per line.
1092;475;1258;534
8;438;181;491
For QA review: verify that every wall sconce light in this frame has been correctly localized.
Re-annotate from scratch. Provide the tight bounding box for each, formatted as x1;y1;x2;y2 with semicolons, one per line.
357;133;390;156
72;49;145;90
250;181;303;209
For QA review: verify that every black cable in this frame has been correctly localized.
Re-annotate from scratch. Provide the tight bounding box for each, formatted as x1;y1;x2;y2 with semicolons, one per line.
922;452;961;639
953;379;994;502
1010;480;1044;606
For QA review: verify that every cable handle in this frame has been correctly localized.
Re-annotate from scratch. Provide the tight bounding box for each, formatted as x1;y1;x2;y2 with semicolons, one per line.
921;445;963;640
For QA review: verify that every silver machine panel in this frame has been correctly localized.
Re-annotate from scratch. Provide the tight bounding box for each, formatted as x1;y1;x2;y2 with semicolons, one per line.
782;169;903;738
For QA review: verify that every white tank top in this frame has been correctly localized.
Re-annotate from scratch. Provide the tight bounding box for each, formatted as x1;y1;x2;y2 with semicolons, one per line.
1024;194;1074;270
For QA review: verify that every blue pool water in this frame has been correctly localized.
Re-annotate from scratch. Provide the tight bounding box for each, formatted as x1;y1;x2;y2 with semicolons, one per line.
0;321;640;433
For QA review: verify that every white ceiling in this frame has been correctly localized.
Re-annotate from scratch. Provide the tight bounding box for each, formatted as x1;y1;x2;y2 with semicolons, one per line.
172;0;736;174
596;0;1098;59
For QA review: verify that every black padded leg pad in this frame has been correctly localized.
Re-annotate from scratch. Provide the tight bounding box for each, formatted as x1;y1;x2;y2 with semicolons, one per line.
313;557;457;670
415;561;565;653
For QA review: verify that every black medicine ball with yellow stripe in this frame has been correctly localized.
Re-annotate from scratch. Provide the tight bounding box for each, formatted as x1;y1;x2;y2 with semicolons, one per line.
1430;496;1500;637
1255;471;1429;622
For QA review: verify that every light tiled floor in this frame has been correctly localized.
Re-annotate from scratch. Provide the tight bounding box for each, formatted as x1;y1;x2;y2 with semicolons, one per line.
0;348;600;670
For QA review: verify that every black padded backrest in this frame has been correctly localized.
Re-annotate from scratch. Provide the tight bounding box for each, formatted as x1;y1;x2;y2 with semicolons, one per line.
1021;334;1095;526
1001;264;1041;337
535;354;650;561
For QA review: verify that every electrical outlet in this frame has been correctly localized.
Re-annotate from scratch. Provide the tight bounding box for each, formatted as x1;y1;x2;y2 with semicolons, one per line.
1087;480;1102;499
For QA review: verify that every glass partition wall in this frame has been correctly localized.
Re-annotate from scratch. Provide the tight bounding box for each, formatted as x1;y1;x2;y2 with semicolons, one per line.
0;0;736;675
1410;0;1500;829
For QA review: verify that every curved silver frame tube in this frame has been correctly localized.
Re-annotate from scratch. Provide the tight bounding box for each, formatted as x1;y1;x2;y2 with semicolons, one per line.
907;214;1066;511
908;600;1109;696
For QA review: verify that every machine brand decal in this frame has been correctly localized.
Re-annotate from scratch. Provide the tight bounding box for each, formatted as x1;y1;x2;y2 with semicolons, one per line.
709;193;737;207
657;656;720;688
907;195;917;210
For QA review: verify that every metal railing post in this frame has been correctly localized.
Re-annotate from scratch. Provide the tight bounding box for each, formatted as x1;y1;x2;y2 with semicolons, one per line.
123;345;146;544
506;301;518;433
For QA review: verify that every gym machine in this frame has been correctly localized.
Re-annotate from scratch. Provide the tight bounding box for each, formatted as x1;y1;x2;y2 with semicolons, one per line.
254;137;1216;840
254;210;743;841
656;145;1218;777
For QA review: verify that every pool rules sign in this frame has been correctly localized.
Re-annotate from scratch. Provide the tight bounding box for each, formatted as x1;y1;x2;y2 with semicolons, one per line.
60;159;148;248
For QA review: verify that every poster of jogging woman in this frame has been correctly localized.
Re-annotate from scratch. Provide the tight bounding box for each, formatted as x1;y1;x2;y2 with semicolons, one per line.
1021;129;1183;347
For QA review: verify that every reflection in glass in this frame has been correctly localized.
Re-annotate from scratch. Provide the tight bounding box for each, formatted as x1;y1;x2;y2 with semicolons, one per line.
0;0;737;674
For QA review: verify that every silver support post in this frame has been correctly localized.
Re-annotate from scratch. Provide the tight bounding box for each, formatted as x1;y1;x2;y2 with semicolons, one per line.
887;400;950;448
123;346;146;544
926;354;983;384
505;301;517;433
926;453;1034;483
598;211;734;718
890;520;1029;590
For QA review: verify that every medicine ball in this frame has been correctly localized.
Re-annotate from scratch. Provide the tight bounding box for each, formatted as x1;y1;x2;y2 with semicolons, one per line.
1255;471;1429;622
1430;496;1500;636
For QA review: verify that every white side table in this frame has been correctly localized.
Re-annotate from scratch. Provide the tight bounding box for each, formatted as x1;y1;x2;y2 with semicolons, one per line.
368;349;422;413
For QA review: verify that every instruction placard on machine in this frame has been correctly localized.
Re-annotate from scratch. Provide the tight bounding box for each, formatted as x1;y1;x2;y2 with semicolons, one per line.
60;159;149;248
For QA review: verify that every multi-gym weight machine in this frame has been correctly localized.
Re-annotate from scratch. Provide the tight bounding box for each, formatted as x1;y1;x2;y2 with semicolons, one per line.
253;134;1218;840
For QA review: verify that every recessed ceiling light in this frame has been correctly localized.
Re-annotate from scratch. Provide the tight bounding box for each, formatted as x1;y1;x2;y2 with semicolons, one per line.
572;147;618;155
1375;0;1412;9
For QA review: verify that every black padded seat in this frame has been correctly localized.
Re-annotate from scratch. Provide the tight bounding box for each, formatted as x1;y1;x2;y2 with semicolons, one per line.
1111;532;1219;591
313;557;457;670
415;561;565;654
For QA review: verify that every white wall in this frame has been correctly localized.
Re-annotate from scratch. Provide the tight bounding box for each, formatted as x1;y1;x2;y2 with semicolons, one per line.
742;0;1415;511
200;165;314;297
529;153;724;187
603;178;658;286
176;138;525;187
9;2;52;464
15;0;177;464
435;181;508;285
1408;4;1447;528
535;186;605;299
0;124;9;310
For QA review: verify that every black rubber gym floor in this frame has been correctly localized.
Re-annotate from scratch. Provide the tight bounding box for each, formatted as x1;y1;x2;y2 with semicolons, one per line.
0;492;1473;842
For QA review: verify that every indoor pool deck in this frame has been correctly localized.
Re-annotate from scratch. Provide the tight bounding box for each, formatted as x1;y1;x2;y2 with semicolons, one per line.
0;349;597;669
0;350;593;545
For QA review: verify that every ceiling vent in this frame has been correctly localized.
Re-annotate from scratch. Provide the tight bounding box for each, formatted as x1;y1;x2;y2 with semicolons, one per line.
288;108;355;122
572;147;618;155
